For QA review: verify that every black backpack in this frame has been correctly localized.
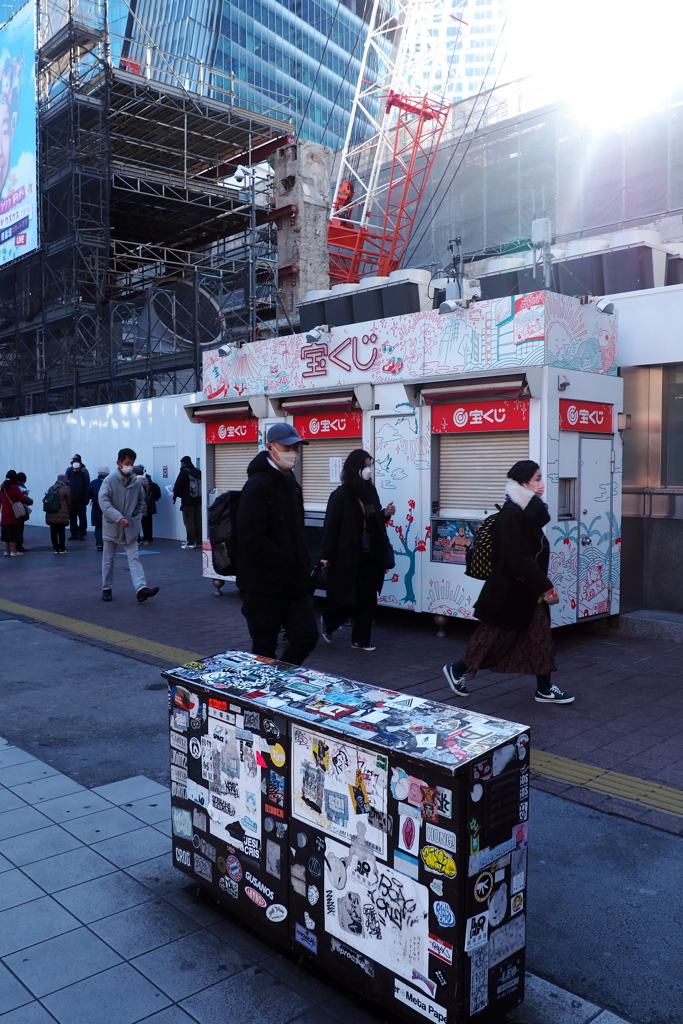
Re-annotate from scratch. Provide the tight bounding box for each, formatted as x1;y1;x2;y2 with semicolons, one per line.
464;507;501;580
149;479;161;502
208;490;241;576
43;486;61;514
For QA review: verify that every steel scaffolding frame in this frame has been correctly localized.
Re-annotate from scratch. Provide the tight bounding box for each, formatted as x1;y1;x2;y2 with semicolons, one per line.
0;0;292;416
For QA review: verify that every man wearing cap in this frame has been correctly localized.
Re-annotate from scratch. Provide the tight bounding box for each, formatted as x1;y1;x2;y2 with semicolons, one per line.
235;423;318;666
66;454;90;541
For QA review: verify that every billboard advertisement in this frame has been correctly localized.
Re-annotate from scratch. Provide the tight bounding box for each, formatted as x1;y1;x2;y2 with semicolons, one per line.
0;0;37;266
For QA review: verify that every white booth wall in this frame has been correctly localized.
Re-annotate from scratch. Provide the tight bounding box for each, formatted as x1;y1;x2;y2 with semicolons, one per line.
0;392;203;540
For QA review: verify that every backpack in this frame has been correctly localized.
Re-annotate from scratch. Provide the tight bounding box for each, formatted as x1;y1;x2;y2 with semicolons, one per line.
149;479;161;502
464;507;501;580
208;490;241;576
187;472;200;500
43;486;62;514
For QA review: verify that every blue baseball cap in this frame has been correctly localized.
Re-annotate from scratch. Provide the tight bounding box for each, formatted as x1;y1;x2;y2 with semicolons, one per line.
267;422;309;445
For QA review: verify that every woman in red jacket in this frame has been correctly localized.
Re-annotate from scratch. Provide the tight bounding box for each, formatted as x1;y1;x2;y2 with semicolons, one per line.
0;470;27;557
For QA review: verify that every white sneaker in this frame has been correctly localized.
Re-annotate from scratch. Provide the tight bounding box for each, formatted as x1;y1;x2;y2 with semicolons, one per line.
187;544;197;549
180;542;189;549
10;551;24;557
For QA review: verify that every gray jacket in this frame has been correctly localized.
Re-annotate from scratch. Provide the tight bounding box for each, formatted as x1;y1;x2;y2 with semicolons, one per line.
98;470;145;544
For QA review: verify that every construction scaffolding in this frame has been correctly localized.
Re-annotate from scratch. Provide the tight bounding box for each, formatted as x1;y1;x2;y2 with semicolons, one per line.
0;0;295;416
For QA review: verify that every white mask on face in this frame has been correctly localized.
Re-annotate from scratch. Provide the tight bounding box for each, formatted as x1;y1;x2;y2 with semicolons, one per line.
275;450;298;471
72;462;81;469
360;466;373;481
119;464;134;475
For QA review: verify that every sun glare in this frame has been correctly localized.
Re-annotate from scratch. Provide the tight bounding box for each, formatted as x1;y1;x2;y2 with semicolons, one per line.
505;0;683;129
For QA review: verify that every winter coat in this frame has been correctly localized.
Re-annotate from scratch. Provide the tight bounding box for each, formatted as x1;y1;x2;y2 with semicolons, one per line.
98;470;146;544
320;482;390;605
136;475;150;515
0;484;27;525
173;466;201;508
145;475;159;516
473;479;553;632
45;481;72;526
65;465;90;502
87;475;106;526
235;450;311;597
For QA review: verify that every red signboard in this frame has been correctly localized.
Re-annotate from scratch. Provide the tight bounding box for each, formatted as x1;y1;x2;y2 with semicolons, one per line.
206;419;259;444
559;400;613;433
294;411;363;439
432;399;529;434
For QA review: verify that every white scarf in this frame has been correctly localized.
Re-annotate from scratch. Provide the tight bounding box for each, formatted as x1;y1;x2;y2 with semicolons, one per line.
505;478;536;510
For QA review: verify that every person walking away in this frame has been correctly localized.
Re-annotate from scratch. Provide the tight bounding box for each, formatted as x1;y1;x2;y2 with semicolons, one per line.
236;422;318;665
87;466;108;551
141;467;160;544
98;448;159;604
44;475;71;553
66;454;90;541
133;466;150;544
15;472;33;552
172;456;201;549
319;449;395;651
442;460;574;704
0;471;27;556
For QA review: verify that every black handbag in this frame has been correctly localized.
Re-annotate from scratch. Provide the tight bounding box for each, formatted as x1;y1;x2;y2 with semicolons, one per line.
309;561;328;591
384;534;396;570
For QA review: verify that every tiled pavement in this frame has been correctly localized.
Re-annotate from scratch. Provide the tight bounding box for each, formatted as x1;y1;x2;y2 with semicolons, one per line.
0;738;632;1024
4;527;683;838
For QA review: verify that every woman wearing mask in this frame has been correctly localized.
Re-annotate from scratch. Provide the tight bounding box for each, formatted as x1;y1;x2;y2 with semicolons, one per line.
45;474;72;554
442;460;574;704
0;470;27;556
319;449;395;651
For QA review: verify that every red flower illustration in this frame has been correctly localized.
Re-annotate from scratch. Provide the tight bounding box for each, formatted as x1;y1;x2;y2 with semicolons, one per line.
391;573;399;583
406;514;414;523
570;598;576;609
415;540;427;552
408;499;416;510
563;537;570;545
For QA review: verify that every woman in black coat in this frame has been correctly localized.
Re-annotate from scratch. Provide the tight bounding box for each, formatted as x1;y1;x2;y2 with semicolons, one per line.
319;449;395;651
442;460;574;704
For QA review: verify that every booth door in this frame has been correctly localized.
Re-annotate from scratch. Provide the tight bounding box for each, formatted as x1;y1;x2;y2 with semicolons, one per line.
578;437;613;617
214;443;255;493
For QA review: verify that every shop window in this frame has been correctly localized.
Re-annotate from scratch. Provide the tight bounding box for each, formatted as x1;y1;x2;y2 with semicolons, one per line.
663;364;683;485
558;478;576;520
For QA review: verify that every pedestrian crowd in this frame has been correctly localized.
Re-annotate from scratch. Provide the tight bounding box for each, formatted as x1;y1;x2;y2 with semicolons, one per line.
3;433;574;706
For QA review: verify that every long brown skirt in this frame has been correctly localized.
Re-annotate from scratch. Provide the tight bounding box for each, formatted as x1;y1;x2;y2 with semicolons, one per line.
464;603;556;677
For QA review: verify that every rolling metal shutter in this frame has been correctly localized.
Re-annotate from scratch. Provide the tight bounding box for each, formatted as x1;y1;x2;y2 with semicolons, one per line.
214;443;254;492
439;432;529;512
301;437;359;506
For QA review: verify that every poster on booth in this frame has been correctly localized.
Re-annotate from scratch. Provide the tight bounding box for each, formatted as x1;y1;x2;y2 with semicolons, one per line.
0;0;38;266
291;727;388;858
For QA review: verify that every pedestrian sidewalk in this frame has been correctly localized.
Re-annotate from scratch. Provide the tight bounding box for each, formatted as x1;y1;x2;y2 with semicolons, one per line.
0;737;633;1024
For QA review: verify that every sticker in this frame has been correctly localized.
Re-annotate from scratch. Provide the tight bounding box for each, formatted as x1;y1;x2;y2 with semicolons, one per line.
488;915;525;967
428;933;453;965
266;839;281;879
245;872;274;901
489;883;508;927
295;922;318;953
291;862;306;896
193;853;212;882
297;832;309;848
174;846;191;868
470;783;483;803
399;814;420;855
420;846;456;878
494;955;523;999
469;945;489;1015
407;776;427;807
171;709;189;732
219;876;238;898
186;779;209;808
192;835;216;861
266;903;287;923
268;772;285;808
308;885;320;906
464;912;489;952
420;787;439;823
390;767;410;801
430;879;443;897
474;871;493;902
349;768;370;815
516;733;529;759
308;856;322;878
244;710;261;730
393;980;447;1024
433;901;455;928
172;808;192;839
304;911;316;930
471;758;492;782
436;787;452;819
519;800;529;823
324;790;349;826
368;807;391;834
270;743;286;767
411;969;436;998
227;855;242;881
243;835;260;858
414;734;438;749
325;850;348;890
510;892;524;916
434;970;447;987
170;732;188;753
312;738;330;769
394;849;419;880
493;744;516;777
189;736;201;759
330;936;375;976
245;886;267;907
425;824;456;854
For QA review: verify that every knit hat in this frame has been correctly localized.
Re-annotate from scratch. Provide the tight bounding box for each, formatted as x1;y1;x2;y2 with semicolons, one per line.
99;466;109;475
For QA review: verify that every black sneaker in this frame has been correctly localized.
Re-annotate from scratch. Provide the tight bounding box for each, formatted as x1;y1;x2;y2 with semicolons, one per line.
102;589;112;602
535;685;575;704
442;663;470;697
351;642;377;651
137;586;159;603
320;616;333;643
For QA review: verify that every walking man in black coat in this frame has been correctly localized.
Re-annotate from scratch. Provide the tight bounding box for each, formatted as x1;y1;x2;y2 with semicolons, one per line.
235;422;318;666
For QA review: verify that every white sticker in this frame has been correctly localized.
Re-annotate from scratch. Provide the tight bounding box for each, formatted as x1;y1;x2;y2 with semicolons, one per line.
428;933;453;965
266;903;287;923
469;945;489;1015
436;786;452;818
425;824;456;854
170;732;187;753
394;980;447;1024
464;912;489;952
511;871;525;895
488;915;526;967
329;457;342;483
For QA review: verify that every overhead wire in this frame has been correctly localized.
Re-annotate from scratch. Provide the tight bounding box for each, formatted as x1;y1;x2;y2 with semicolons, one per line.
295;0;345;142
403;15;509;269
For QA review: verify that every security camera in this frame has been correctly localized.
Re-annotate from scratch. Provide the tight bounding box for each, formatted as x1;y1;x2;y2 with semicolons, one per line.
439;299;459;314
218;344;233;357
305;324;332;343
234;169;245;184
595;298;615;315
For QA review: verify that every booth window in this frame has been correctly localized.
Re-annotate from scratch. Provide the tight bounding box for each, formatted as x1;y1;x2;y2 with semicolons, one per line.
558;478;576;520
437;432;529;514
214;445;254;492
663;364;683;485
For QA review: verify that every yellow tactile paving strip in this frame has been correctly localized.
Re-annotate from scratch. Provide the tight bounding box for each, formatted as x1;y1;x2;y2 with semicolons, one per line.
2;596;681;820
531;749;683;819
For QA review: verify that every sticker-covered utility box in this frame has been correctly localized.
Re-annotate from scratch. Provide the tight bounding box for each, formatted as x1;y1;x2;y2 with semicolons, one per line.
164;652;530;1023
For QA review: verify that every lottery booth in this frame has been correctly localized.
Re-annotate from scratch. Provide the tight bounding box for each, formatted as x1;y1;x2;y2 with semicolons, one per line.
188;289;623;626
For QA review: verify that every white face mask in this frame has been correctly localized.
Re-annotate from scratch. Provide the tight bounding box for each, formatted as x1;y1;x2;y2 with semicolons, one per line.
119;463;134;475
72;462;81;469
360;466;373;481
275;450;298;471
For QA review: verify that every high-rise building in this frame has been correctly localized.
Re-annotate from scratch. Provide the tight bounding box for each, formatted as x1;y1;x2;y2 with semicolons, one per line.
111;0;370;150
